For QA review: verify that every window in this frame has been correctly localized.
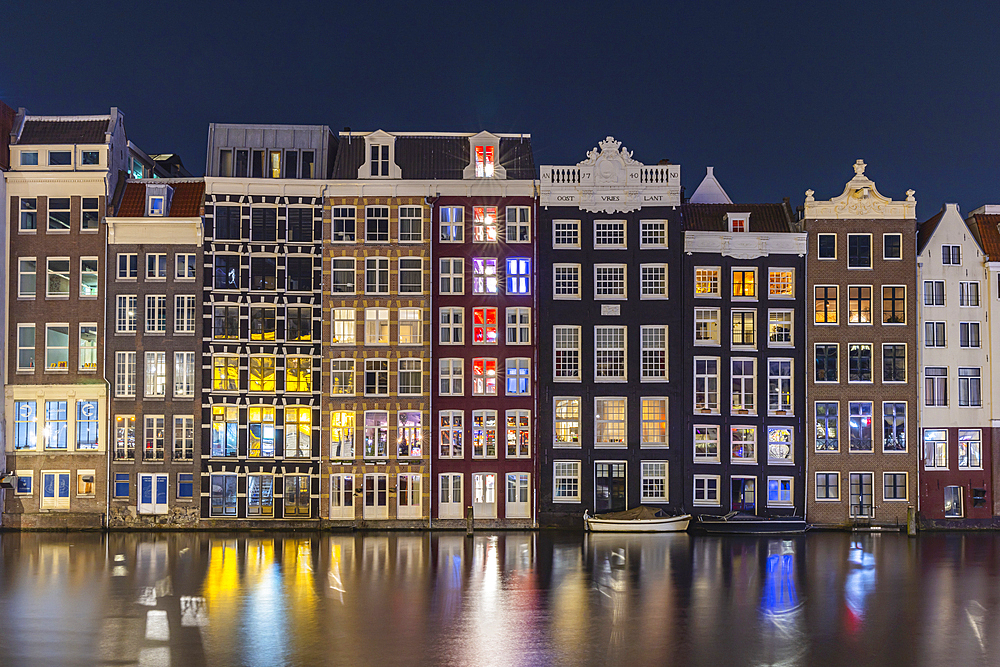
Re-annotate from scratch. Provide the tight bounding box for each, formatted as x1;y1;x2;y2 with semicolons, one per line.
595;326;626;381
115;351;136;397
506;258;530;294
145;295;167;333
214;255;240;290
13;401;37;450
439;307;464;344
554;326;581;380
364;359;389;396
16;325;35;371
553;219;581;248
849;473;874;518
364;308;389;345
398;257;422;294
506;473;531;518
925;321;946;347
44;401;68;450
474;145;495;178
331;206;356;243
944;486;963;518
370;144;390;177
287;207;313;242
48;198;70;231
506;307;531;345
641;462;668;503
46;258;70;297
211;474;238;516
473;206;498;242
694;308;720;345
553;264;581;299
732;310;755;346
330;359;355;396
472;410;498;458
640;326;667;380
960;322;981;348
640;219;667;248
883;402;906;452
112;473;128;498
594;220;626;248
505;358;530;395
849;402;873;451
439;411;463;458
173;416;194;460
285;357;312;393
285;406;312;458
925;367;947;406
848;286;872;323
287;256;313;292
144;352;166;398
732;269;756;298
331;411;355;459
882;286;906;323
81;197;100;230
694;476;720;506
553;461;581;502
959;430;983;469
471;307;499;345
768;270;794;298
728;214;747;232
731;358;756;413
80;258;98;297
554;398;581;447
213;304;240;339
883;233;902;259
506;410;530;458
848;344;872;383
942;244;961;265
882;344;906;383
75;401;98;450
398;205;423;242
20;198;37;231
438;473;463;518
973;488;988;508
767;478;793;507
212;355;239;392
146;253;167;280
18;258;36;298
331;258;356;294
211;406;239;457
175;295;197;334
440;259;464;294
397;472;422;518
149;196;165;217
732;427;756;463
286;306;311;342
115;416;136;460
694;425;720;462
959;281;980;307
506;206;530;243
45;324;69;369
174;352;196;398
768;310;793;346
364;206;389;242
815;472;840;500
640;264;667;299
848;234;872;268
768;426;793;464
472;258;498;294
398;308;422;345
923;429;948;469
472;358;497;396
815;402;839;451
959;367;982;407
250;256;277;290
213;205;241;240
440;206;464;242
695;268;720;296
331;308;355;345
247;355;276;393
247;474;274;516
814;286;838;324
923;280;945;306
143;416;165;461
78;324;97;370
694;358;719;412
398;359;423;395
439;358;463;396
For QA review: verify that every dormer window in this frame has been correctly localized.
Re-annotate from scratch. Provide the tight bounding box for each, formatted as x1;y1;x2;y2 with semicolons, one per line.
463;132;505;180
727;212;750;233
148;196;165;216
370;145;390;177
475;146;495;178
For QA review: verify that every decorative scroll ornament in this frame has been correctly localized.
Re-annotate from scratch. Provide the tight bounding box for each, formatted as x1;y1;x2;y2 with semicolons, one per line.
803;159;916;220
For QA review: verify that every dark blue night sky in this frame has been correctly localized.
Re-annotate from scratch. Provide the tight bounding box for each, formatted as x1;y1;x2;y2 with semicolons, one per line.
4;1;998;216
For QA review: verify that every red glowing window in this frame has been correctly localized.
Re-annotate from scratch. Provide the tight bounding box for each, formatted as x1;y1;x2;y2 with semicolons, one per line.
473;307;498;344
472;358;497;396
475;146;495;178
473;206;498;242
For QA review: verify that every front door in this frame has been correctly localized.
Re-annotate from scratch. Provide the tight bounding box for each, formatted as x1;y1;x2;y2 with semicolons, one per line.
138;474;169;514
595;462;626;513
505;472;530;518
330;474;354;519
732;477;756;512
849;473;873;518
363;473;388;520
283;475;311;517
41;472;70;509
439;473;463;519
472;473;497;518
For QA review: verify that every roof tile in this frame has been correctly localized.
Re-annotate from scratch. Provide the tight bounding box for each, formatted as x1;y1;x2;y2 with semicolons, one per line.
18;119;109;145
681;202;795;232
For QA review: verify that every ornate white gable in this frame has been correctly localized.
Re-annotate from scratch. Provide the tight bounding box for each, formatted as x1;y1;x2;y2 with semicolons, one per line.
804;160;915;219
540;136;680;212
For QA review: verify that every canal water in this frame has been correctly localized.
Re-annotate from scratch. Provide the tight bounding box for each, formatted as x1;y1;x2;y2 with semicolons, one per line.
0;531;996;666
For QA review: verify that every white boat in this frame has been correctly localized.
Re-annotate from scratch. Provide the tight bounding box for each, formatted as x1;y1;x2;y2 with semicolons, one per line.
584;507;691;533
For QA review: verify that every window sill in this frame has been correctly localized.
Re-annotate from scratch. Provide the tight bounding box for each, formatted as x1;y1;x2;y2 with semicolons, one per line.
552;499;581;504
692;502;722;507
44;369;69;374
732;459;757;465
16;369;36;374
768;460;796;466
45;296;70;301
693;459;721;465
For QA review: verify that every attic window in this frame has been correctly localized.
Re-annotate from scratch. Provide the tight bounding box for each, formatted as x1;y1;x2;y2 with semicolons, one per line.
727;213;749;233
148;196;165;217
370;145;390;177
475;146;495;178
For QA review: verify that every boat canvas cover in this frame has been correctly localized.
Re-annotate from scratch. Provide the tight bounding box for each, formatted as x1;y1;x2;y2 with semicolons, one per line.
594;507;667;521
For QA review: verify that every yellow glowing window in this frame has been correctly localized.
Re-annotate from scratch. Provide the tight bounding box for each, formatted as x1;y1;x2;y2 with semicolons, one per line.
695;268;719;296
269;150;281;179
285;406;311;458
213;355;239;391
473;206;498;242
330;411;355;459
248;406;275;457
249;355;276;392
475;146;494;178
733;270;756;298
769;270;794;297
285;357;312;392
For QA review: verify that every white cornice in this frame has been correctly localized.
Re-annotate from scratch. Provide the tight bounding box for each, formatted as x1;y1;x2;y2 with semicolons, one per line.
804;160;915;220
684;231;807;259
106;218;203;245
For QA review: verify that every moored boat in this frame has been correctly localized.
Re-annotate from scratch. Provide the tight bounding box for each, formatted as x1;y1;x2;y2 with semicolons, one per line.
695;512;807;534
584;506;691;533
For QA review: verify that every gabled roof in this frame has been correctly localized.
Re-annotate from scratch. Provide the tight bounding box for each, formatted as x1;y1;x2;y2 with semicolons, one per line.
18;117;110;144
688;167;733;204
116;180;205;218
916;208;945;255
968;212;1000;261
681;202;796;232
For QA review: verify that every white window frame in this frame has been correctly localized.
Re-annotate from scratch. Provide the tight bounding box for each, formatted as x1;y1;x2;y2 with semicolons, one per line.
145;295;167;334
768;310;793;347
144;351;167;398
594;264;627;299
814;472;841;501
505;410;531;458
553;264;581;300
439;357;464;400
398;205;423;243
959;281;981;307
397;358;423;396
505;358;531;396
18;257;36;299
330;358;356;396
694;308;721;346
505;257;531;295
731;358;756;415
553;461;581;503
767;358;793;415
506;307;531;345
924;321;946;347
639;219;667;249
365;205;390;243
594;220;626;249
365;257;389;295
398;257;423;295
332;308;356;345
115;351;136;397
767;268;794;299
640;325;667;381
553;325;581;382
46;257;71;298
439;206;465;243
959;321;981;348
694;267;720;298
847;233;873;269
553;219;581;249
364;307;389;345
439;258;464;295
439;307;464;345
766;477;794;507
694;425;720;462
174;295;197;334
959;367;982;407
640;397;668;448
330;257;357;294
640;263;667;299
173;352;196;398
505;206;531;243
693;475;721;506
767;426;794;464
146;253;167;280
439;473;464;519
595;397;627;447
594;325;627;382
640;461;668;503
731;426;757;464
883;233;902;260
439;411;464;459
554;397;581;448
398;308;422;345
694;357;720;413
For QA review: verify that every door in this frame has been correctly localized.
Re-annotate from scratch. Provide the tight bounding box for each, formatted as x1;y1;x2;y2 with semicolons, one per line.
732;477;756;513
363;473;389;520
397;473;422;519
595;462;626;513
247;474;274;516
139;474;169;514
472;473;497;519
330;474;355;519
849;473;873;518
283;475;311;517
506;473;531;518
439;473;464;519
41;472;70;509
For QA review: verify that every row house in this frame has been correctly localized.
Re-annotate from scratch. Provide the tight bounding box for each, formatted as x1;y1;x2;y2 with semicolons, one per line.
537;136;682;526
804;161;919;528
3;109;130;527
106;180;205;526
201;124;333;524
0;100;14;484
680;197;806;518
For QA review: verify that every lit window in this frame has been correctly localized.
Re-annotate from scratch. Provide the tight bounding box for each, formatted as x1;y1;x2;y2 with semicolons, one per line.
959;430;982;469
144;352;167;398
332;308;356;345
397;411;422;458
595;398;626;446
330;411;355;459
475;145;495;178
76;401;99;450
768;310;793;346
694;308;720;345
924;429;948;468
114;415;135;460
247;474;274;516
767;426;793;463
505;358;530;395
16;325;35;371
768;269;793;298
173;416;194;460
173;352;196;397
506;258;530;294
814;286;838;324
439;411;463;459
848;286;872;323
285;406;312;458
731;358;755;413
440;207;464;242
249;355;276;392
364;308;389;345
767;478;793;506
472;358;497;396
732;269;756;298
211;406;239;457
472;410;498;458
641;398;667;447
731;426;756;462
212;355;239;392
849;401;873;451
732;310;755;346
815;402;839;451
694;426;719;462
285;357;312;393
175;295;197;334
883;402;906;452
473;206;498;242
640;462;667;502
473;307;498;344
45;324;69;369
115;352;136;397
694;358;719;412
330;359;355;396
78;324;97;371
44;401;68;450
398;308;422;345
506;410;530;458
554;397;580;447
472;258;498;294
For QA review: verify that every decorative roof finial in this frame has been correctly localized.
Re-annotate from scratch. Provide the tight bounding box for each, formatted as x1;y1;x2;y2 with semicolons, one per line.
853;159;866;176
